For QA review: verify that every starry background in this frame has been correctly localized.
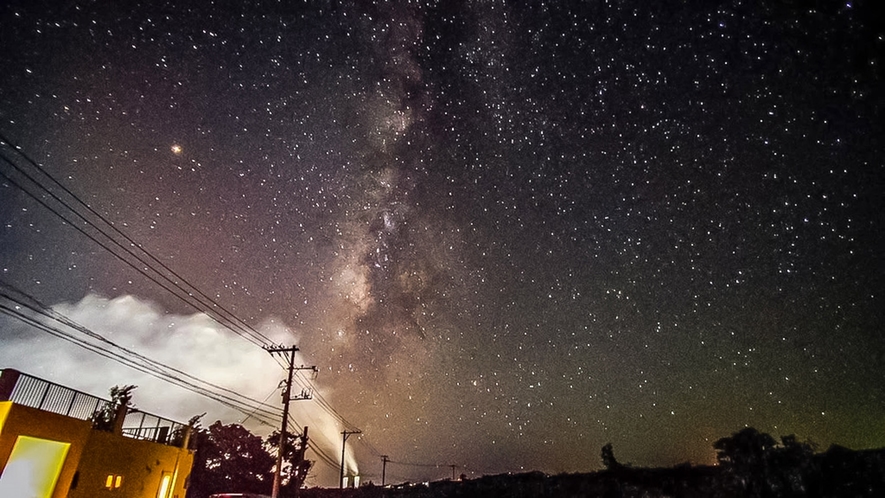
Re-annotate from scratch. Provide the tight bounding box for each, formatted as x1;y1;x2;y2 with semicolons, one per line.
1;0;883;488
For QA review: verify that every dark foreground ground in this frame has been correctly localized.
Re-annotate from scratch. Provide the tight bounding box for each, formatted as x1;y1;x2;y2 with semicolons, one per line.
300;446;885;498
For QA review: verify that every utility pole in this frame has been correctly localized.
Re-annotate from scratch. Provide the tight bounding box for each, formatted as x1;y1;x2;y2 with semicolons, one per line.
449;464;457;481
288;426;309;494
339;429;361;489
381;455;389;487
265;345;316;498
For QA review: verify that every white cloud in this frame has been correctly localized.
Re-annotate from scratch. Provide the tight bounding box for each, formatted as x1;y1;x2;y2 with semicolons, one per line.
1;294;282;422
0;293;352;485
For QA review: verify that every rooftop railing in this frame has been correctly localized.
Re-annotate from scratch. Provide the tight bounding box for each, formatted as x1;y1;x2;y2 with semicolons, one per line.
0;368;188;447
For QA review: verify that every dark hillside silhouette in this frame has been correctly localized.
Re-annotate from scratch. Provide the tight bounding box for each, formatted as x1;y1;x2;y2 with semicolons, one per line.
296;427;884;498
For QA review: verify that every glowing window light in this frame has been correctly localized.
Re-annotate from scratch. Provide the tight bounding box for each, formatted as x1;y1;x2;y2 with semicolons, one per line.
105;474;123;489
156;472;172;498
0;436;70;498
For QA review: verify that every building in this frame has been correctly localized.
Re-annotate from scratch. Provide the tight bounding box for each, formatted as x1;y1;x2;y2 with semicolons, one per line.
0;368;194;498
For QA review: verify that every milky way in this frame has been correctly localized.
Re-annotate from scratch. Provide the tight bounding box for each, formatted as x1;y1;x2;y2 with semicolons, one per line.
1;0;883;488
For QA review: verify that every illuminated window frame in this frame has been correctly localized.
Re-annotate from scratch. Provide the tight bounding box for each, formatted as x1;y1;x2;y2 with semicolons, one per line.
156;472;172;498
105;474;123;490
0;436;70;498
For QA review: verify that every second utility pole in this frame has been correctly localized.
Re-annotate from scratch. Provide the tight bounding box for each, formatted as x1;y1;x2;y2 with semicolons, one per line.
381;455;389;487
340;429;361;488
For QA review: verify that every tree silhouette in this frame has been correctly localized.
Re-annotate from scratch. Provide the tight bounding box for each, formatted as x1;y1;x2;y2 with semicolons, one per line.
714;427;775;467
714;427;775;496
91;384;136;431
767;435;817;497
266;429;313;494
601;443;623;471
714;427;821;498
186;421;275;498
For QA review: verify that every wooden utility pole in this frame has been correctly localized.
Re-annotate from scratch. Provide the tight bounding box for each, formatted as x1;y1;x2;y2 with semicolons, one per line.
266;345;297;498
265;345;315;498
381;455;389;487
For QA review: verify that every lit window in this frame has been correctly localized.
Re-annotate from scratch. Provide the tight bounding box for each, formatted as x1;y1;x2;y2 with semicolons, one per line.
105;474;123;489
156;472;172;498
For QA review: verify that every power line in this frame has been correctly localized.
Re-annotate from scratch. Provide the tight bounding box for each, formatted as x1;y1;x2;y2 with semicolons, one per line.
0;300;279;427
0;134;334;386
0;280;278;417
307;439;342;473
0;282;282;427
355;432;384;457
239;387;278;425
3;275;432;485
0;137;273;347
0;157;268;348
0;136;379;478
291;372;361;432
0;300;280;427
388;460;458;469
0;136;343;431
280;411;341;472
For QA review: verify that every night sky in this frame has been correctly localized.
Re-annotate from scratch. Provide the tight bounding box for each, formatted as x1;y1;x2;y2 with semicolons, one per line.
1;0;883;488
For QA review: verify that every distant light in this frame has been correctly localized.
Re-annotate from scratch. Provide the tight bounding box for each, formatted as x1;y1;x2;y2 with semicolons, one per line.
171;144;183;155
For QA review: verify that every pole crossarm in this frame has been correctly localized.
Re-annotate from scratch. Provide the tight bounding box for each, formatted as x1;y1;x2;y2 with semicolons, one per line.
264;344;299;354
288;366;318;401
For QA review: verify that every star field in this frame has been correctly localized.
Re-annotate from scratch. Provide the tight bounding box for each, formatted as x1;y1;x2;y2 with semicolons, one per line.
1;0;882;487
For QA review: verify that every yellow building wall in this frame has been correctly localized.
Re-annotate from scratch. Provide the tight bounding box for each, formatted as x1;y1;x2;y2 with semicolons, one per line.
0;401;92;498
0;401;193;498
69;429;193;498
